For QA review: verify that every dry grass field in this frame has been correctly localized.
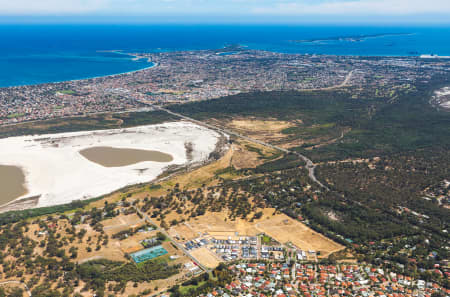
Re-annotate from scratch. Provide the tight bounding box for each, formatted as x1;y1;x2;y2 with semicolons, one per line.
190;247;222;269
171;145;234;188
231;140;280;169
118;230;157;254
102;213;144;233
225;117;298;143
230;118;294;132
76;241;126;263
167;223;200;241
254;213;344;258
230;145;263;169
172;210;261;238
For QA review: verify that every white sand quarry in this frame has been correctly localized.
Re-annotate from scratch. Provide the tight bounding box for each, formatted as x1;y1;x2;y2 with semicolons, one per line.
0;121;221;207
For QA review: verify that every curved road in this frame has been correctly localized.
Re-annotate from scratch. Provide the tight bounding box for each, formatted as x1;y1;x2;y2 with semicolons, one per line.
155;106;329;190
139;70;355;190
0;280;32;296
299;69;353;91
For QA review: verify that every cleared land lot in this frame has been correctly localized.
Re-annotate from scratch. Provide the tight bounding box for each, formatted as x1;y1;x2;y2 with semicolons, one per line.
119;231;157;254
229;118;294;133
222;117;296;144
254;213;344;258
170;208;344;258
168;224;200;241
190;247;222;269
102;213;144;233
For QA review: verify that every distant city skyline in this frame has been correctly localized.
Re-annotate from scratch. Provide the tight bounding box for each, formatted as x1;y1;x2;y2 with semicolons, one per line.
1;0;450;24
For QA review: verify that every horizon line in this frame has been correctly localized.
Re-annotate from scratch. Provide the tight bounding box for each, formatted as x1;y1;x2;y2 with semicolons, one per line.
1;15;450;26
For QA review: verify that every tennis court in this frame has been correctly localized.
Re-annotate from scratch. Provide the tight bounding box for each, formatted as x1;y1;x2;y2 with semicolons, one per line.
130;245;168;264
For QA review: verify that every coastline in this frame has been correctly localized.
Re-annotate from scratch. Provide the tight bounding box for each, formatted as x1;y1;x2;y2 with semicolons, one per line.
60;53;157;84
0;52;157;89
2;46;449;89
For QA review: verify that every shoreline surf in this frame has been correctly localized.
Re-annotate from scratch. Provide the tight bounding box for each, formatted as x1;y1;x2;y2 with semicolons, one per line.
0;52;156;89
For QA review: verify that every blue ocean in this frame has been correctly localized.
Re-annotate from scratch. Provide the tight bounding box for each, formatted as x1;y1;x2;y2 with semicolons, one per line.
1;24;450;87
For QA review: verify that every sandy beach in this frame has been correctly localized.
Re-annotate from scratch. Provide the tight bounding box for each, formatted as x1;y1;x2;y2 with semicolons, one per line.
0;121;222;208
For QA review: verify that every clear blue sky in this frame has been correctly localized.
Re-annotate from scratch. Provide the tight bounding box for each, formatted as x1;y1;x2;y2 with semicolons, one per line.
1;0;450;24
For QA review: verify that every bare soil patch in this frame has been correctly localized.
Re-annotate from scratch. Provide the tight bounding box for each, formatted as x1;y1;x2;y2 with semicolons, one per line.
168;224;199;241
190;247;222;269
119;231;157;254
254;212;344;258
170;208;343;258
227;118;296;143
102;214;144;234
231;140;279;169
230;118;295;132
160;146;234;190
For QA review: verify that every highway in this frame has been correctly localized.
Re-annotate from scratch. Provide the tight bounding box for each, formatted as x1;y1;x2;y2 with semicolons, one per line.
153;106;328;190
298;69;353;91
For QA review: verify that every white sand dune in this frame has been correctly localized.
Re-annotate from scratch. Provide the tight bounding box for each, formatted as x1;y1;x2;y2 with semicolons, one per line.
0;121;221;207
434;87;450;110
435;87;450;97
